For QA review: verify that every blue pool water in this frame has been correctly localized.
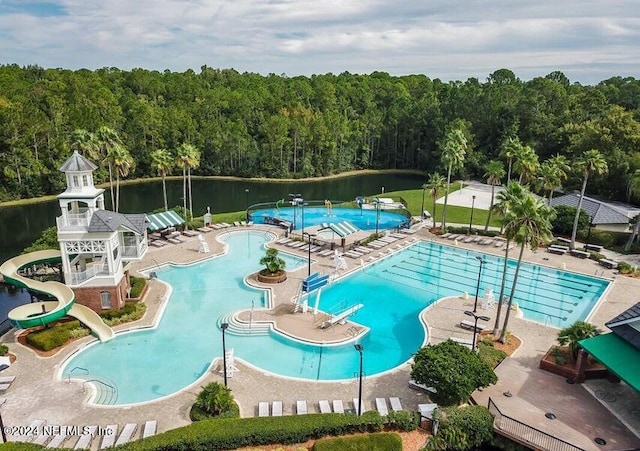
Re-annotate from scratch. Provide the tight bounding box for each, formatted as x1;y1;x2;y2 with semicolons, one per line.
251;206;408;231
60;233;609;405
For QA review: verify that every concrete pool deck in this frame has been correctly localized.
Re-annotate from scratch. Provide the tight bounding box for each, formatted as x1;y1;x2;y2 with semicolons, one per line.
1;224;639;449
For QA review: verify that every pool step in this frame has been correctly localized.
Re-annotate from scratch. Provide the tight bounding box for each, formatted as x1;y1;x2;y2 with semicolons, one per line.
218;312;271;336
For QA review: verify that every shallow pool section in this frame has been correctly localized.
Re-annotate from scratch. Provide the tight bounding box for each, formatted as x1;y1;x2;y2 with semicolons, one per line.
251;206;407;231
60;234;608;405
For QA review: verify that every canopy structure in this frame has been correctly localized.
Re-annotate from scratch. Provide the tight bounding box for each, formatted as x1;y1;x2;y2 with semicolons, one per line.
579;333;640;392
318;221;359;238
146;211;185;232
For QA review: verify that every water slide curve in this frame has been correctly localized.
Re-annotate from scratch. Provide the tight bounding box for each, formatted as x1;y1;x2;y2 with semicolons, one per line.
0;250;114;342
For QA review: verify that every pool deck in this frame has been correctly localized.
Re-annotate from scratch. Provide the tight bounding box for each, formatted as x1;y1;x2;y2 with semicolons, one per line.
1;224;639;450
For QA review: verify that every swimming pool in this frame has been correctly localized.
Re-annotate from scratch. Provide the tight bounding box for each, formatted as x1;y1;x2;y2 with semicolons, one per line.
251;206;408;231
60;233;609;405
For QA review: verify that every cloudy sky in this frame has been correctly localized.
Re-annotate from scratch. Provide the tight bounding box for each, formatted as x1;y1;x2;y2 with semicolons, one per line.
0;0;638;84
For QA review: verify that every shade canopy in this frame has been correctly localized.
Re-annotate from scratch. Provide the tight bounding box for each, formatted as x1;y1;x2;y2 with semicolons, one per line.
579;333;640;392
146;211;185;232
318;221;359;238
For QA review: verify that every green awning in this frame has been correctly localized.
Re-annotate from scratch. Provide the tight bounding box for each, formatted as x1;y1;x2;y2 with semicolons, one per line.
579;333;640;392
320;221;359;238
146;211;185;232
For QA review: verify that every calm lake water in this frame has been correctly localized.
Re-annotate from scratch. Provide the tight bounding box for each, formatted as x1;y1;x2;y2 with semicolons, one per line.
0;172;421;265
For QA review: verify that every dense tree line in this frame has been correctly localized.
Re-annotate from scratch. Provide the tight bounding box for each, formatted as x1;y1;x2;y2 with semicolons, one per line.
1;65;640;204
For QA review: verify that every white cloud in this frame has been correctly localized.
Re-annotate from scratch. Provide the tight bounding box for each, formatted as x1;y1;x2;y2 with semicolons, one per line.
0;0;638;83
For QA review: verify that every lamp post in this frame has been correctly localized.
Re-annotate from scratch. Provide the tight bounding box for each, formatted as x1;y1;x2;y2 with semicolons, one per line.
469;195;476;234
289;193;302;233
303;232;315;276
245;188;250;221
221;322;229;387
301;201;307;237
354;344;364;416
473;256;485;313
374;198;381;236
420;185;426;221
464;311;490;351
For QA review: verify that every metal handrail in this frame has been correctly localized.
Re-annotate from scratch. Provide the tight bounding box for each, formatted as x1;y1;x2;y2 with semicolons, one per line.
488;397;585;451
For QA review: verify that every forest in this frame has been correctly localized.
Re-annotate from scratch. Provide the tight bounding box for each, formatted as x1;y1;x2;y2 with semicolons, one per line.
1;64;640;204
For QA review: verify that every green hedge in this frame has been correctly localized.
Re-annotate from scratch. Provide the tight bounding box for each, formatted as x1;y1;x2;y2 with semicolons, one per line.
478;342;508;369
129;276;147;298
190;403;240;421
99;302;140;321
121;412;385;450
25;320;85;351
386;410;419;431
313;432;403;450
425;405;494;451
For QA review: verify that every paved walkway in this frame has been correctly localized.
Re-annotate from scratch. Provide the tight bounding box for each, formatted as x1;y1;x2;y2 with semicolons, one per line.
1;224;639;450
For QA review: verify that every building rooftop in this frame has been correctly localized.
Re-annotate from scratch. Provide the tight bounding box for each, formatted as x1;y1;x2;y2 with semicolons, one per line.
88;210;147;235
59;150;98;172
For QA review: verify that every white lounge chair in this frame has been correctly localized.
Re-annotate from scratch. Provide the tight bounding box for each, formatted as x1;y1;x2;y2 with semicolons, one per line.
99;424;118;449
142;421;157;439
389;397;403;411
375;398;389;416
272;401;283;417
33;433;52;446
319;400;331;414
46;432;68;448
333;399;344;413
258;401;269;417
296;400;308;414
353;398;365;414
0;376;16;384
74;426;97;449
114;423;137;446
17;419;46;442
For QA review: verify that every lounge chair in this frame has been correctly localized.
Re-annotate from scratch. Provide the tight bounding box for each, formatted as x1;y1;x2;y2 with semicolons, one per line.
99;424;118;449
142;421;157;439
460;319;486;332
375;398;389;416
258;401;269;417
233;221;241;227
333;399;345;413
17;419;46;442
353;398;365;413
440;233;452;239
319;400;331;414
196;226;211;233
182;230;198;237
33;432;52;446
114;423;137;446
296;400;308;415
449;336;473;349
272;401;283;416
46;432;68;448
73;426;97;449
389;397;403;411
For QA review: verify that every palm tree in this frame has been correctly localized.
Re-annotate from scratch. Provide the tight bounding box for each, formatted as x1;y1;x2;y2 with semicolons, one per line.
150;148;173;211
424;172;446;228
513;145;539;184
500;191;555;342
547;154;570;201
95;126;125;211
70;129;99;160
570;150;608;250
108;147;134;212
557;321;601;362
194;382;235;416
491;182;527;336
483;160;505;232
439;126;467;230
499;135;522;185
538;155;570;203
175;143;201;222
625;169;640;251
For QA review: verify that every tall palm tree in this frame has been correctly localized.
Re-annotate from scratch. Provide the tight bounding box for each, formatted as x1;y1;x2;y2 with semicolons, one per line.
491;182;527;336
424;172;446;228
175;143;201;222
439;127;467;230
150;148;173;211
108;146;134;212
538;154;570;203
70;129;99;160
95;126;125;211
570;150;608;250
500;191;555;342
483;160;505;232
499;135;522;185
625;169;640;250
513;145;539;184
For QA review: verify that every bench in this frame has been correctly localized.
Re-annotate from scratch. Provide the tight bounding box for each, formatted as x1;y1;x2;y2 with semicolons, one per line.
570;249;590;259
599;259;617;269
556;237;571;244
585;244;603;252
547;247;567;255
459;319;487;332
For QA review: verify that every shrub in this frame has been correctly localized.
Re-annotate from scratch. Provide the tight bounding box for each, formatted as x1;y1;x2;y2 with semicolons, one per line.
26;320;84;351
557;321;601;361
386;410;419;431
588;231;613;248
588;251;604;261
0;344;8;356
129;276;147;298
100;302;146;326
121;413;386;450
617;261;634;275
424;405;494;451
551;347;568;365
478;342;507;368
193;383;236;418
313;432;403;450
552;206;588;237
